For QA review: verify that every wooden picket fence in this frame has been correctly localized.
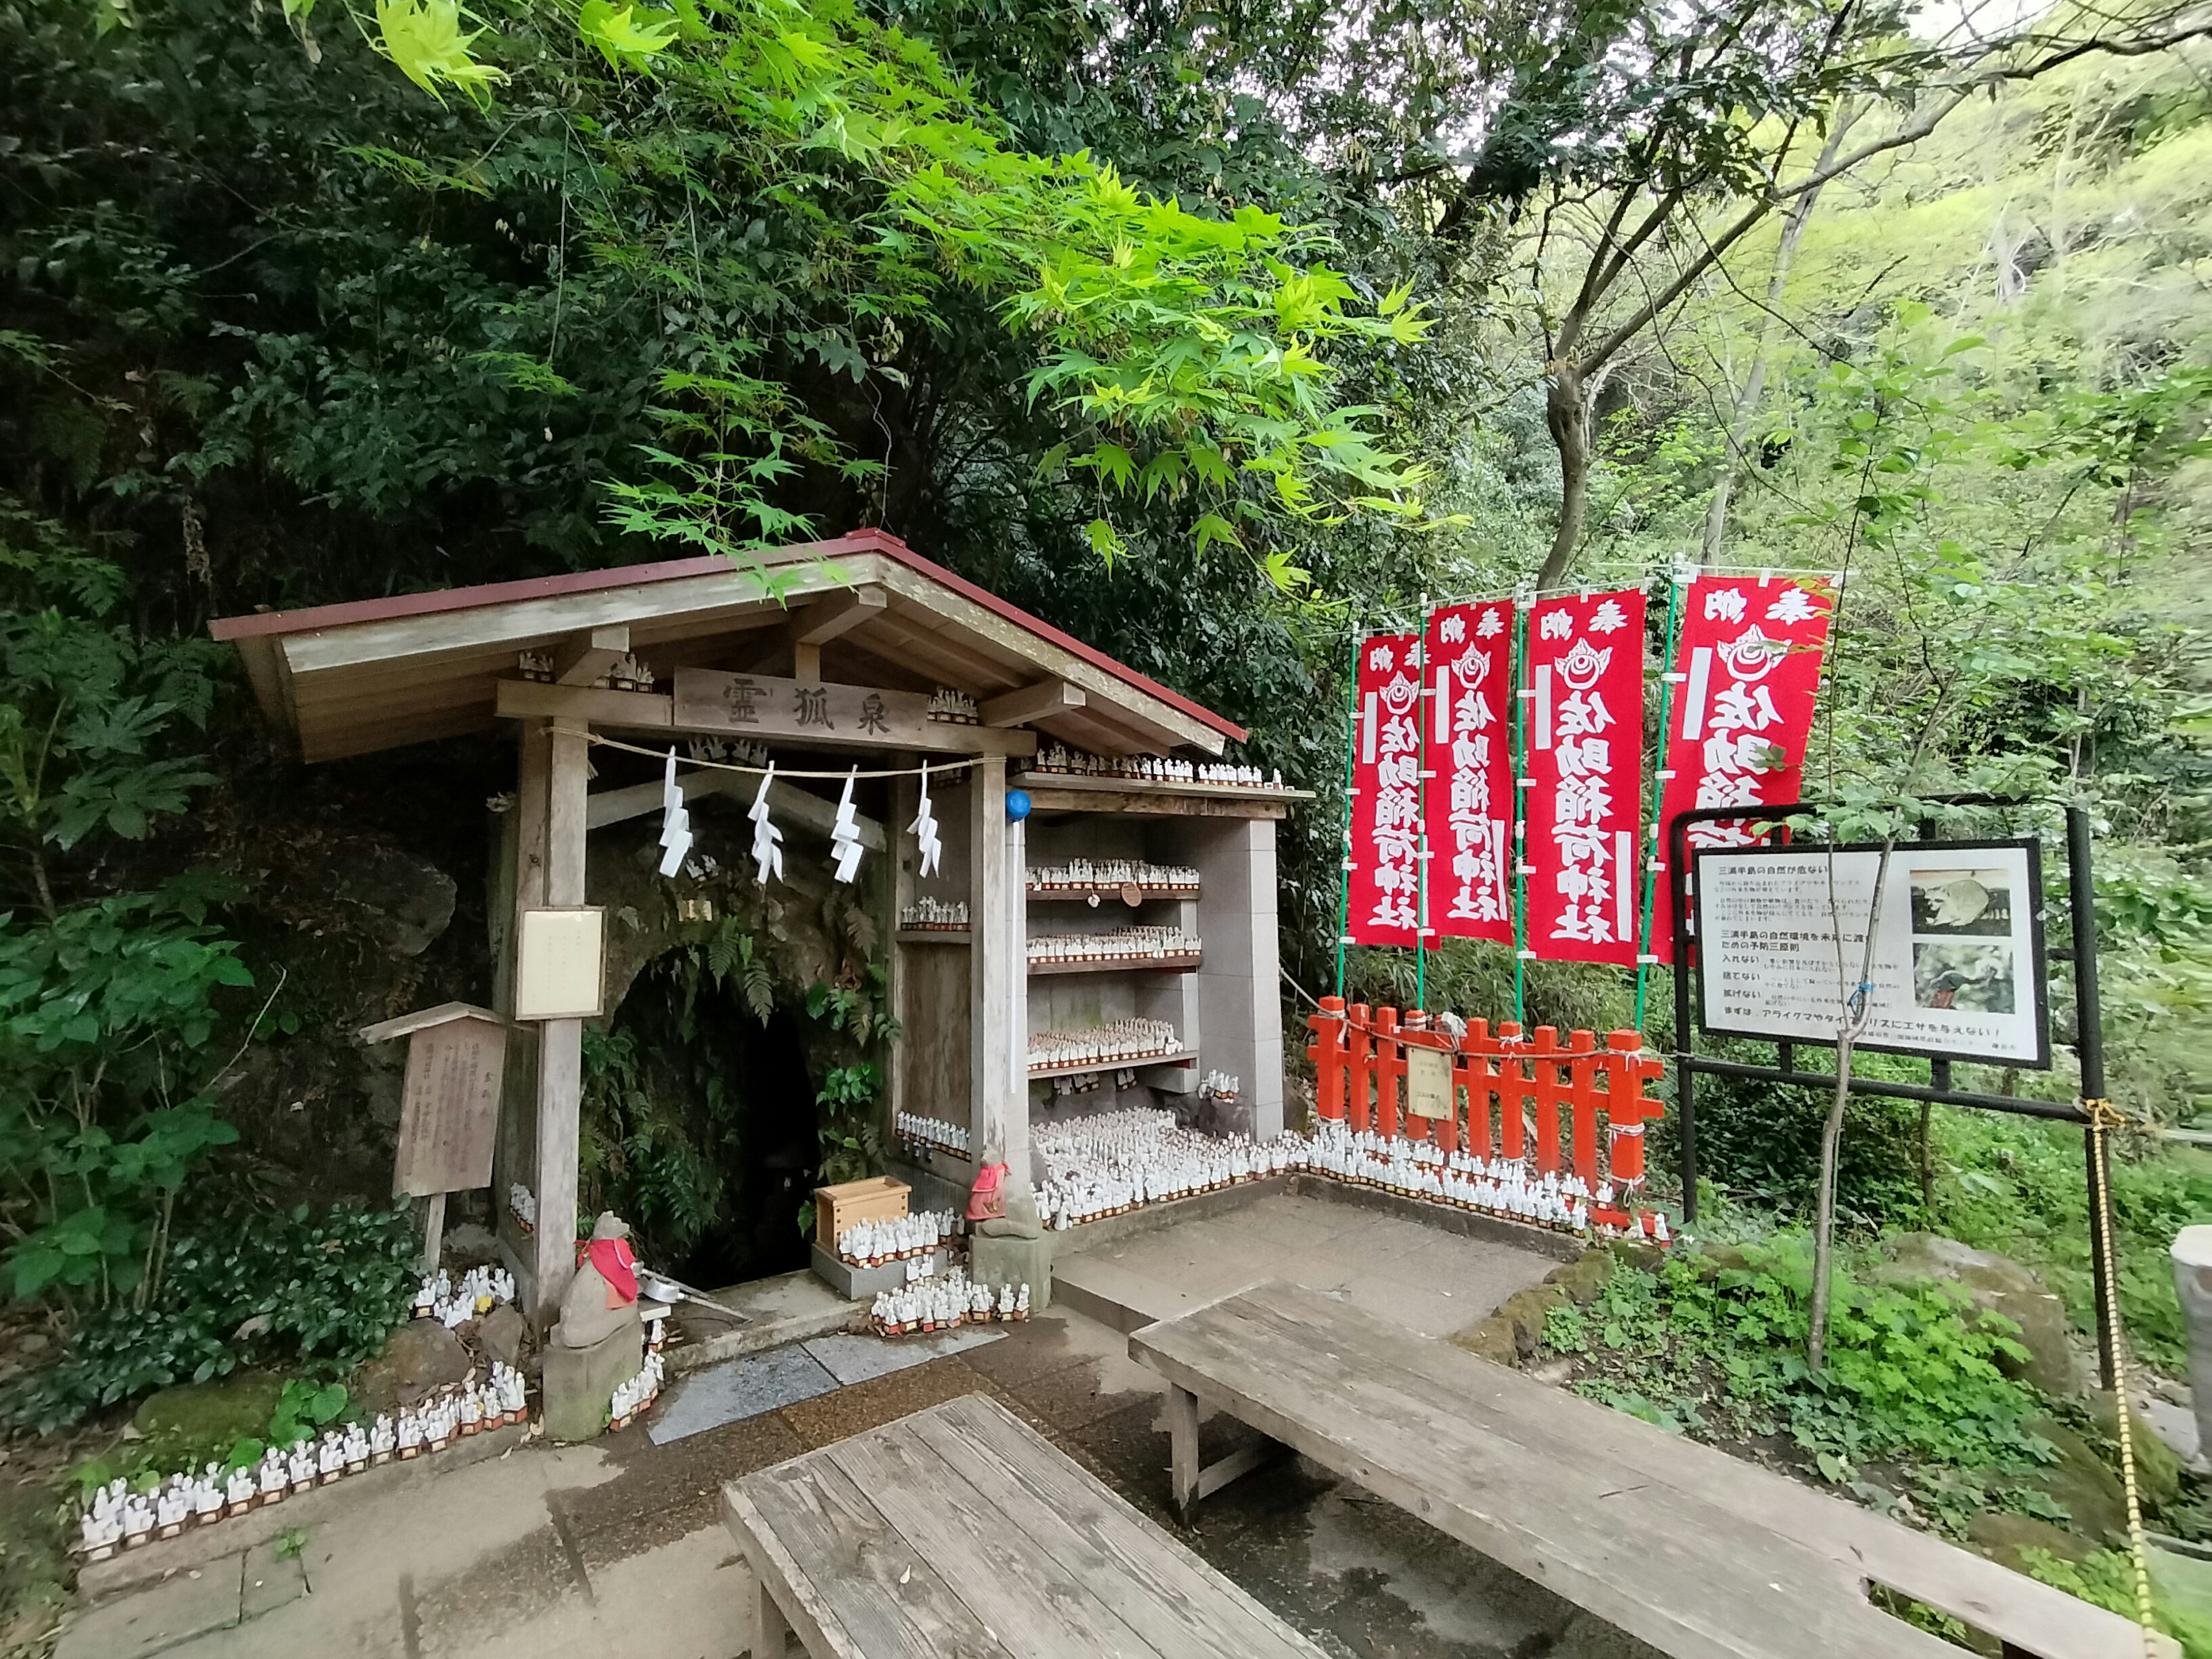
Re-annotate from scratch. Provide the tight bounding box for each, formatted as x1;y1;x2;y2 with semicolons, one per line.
1305;997;1665;1195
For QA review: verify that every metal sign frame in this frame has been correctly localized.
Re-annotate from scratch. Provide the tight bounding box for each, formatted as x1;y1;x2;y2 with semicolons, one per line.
1690;835;2053;1070
1665;798;2120;1389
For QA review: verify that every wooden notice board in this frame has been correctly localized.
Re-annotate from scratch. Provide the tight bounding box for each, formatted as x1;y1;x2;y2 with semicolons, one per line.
1404;1045;1453;1119
361;1003;506;1196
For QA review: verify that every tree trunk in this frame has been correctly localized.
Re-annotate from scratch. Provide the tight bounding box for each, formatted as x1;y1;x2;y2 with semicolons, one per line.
1538;361;1590;590
1808;1033;1856;1368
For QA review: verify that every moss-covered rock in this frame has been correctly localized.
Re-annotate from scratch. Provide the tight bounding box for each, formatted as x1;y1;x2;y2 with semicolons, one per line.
1544;1250;1616;1304
1965;1510;2094;1574
1491;1282;1570;1360
2083;1390;2184;1513
1447;1315;1520;1366
2027;1416;2130;1544
1877;1233;2075;1399
132;1372;285;1469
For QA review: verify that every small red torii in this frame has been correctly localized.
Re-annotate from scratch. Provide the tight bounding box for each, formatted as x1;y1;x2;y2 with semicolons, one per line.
1305;997;1665;1198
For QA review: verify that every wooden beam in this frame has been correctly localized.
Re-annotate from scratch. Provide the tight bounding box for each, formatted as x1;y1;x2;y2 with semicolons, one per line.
553;624;630;685
980;679;1086;728
496;677;1037;757
791;585;887;647
498;679;674;731
740;585;889;678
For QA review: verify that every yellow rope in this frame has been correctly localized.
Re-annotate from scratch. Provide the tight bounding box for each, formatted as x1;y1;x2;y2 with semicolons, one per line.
2084;1095;2160;1652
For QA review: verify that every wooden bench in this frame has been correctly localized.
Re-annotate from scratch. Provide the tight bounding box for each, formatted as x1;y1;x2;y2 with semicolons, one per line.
719;1392;1332;1659
1130;1281;2169;1659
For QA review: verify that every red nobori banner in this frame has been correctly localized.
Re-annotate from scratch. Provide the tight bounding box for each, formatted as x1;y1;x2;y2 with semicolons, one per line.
1347;633;1423;947
1424;601;1516;942
1522;590;1646;966
1650;574;1835;963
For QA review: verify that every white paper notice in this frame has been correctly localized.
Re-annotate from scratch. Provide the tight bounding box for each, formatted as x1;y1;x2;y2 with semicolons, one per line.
1692;839;2048;1068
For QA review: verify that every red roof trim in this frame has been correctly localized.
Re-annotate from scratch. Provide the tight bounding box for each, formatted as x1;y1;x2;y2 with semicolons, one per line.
209;529;1246;744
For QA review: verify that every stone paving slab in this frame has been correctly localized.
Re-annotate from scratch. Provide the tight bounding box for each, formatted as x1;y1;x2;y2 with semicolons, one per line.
236;1540;306;1621
799;1325;1002;1385
648;1344;839;1444
1054;1191;1558;1338
56;1558;241;1659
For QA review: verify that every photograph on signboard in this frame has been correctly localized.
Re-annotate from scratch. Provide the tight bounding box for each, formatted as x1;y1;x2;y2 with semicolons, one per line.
1691;837;2048;1068
1912;942;2016;1013
1909;868;2014;937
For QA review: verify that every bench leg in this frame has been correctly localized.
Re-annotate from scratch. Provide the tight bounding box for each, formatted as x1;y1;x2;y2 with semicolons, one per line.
1165;1383;1200;1521
740;1560;791;1658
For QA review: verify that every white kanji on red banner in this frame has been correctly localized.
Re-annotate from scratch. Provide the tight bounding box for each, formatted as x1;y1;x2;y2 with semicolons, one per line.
1347;633;1422;946
1650;574;1834;962
1423;601;1514;942
1522;591;1645;967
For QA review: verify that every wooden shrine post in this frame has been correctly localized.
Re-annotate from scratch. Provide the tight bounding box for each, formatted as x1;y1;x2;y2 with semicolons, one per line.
361;1002;507;1267
968;755;1028;1188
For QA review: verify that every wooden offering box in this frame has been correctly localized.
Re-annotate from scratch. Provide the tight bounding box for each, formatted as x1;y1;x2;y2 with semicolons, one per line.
813;1176;910;1249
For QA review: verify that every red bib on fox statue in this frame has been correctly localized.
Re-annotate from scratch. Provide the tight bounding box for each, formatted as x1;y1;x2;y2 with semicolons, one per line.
967;1162;1010;1223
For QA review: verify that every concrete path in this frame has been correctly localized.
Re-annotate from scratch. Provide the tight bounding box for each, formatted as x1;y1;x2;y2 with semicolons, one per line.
1054;1189;1560;1335
58;1214;1617;1659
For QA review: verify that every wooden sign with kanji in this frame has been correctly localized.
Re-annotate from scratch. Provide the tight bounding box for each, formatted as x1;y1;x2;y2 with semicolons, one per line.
361;1002;506;1197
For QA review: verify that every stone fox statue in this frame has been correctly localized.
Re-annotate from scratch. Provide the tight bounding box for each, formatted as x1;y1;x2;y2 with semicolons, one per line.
557;1211;640;1348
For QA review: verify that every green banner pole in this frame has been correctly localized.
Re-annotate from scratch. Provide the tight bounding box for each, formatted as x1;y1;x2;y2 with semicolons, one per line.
1634;570;1687;1034
1510;602;1530;1027
1334;626;1359;1001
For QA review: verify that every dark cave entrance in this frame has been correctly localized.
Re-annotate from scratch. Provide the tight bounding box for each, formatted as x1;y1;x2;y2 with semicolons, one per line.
581;955;819;1290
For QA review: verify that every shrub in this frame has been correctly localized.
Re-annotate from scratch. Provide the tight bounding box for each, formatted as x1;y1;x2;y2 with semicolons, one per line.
0;1199;418;1433
1541;1237;2063;1534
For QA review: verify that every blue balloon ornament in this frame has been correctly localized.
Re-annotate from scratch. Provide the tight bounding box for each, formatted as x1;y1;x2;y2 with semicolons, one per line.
1005;789;1032;823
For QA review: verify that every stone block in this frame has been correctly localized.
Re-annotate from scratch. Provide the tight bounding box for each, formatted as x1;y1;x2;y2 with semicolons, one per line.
808;1243;946;1301
969;1232;1053;1312
2175;1225;2212;1461
540;1319;643;1443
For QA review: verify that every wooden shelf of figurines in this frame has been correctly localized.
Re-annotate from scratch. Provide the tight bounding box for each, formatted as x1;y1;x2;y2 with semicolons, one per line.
1027;952;1202;977
1029;1051;1196;1081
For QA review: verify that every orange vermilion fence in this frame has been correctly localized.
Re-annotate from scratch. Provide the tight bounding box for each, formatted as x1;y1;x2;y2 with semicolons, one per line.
1305;997;1666;1195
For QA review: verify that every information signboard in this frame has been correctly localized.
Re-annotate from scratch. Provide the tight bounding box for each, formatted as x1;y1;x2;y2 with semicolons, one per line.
1692;838;2049;1069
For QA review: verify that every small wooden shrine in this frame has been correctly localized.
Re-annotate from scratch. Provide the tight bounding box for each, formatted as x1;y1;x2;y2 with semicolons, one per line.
214;530;1304;1317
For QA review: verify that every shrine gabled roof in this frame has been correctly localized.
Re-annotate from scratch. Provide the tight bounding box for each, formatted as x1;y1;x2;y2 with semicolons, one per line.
211;529;1245;763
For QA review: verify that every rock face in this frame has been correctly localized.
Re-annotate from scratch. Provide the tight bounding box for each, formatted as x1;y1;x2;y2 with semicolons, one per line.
355;1318;472;1410
2175;1225;2212;1463
335;844;459;959
1876;1233;2075;1397
476;1304;527;1368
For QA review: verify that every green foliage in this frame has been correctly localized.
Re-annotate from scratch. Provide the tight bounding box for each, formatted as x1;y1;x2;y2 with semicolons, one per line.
0;494;223;874
303;0;1450;588
804;965;896;1046
268;1378;349;1449
0;1200;419;1433
2020;1549;2212;1659
814;1060;880;1189
1936;1111;2211;1374
0;504;249;1316
1540;1241;2065;1534
581;1023;730;1256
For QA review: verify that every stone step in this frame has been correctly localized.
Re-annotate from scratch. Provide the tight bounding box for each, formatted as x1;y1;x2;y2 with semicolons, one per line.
1051;1253;1219;1333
